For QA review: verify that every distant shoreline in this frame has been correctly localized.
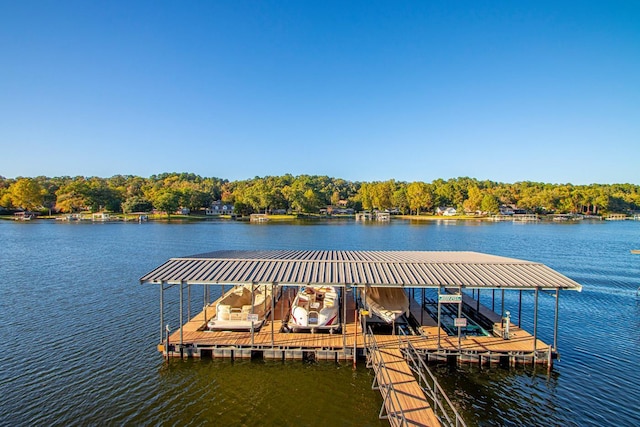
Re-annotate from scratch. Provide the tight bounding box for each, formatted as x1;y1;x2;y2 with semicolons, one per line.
3;212;619;223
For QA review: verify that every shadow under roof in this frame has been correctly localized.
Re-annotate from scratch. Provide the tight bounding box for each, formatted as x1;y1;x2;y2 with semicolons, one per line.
139;250;582;291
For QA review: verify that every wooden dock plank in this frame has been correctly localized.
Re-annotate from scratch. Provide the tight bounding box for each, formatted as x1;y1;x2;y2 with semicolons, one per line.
371;347;441;426
165;293;551;362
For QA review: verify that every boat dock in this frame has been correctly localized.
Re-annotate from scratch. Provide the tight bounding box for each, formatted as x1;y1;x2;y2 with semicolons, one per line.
142;250;582;426
161;287;553;367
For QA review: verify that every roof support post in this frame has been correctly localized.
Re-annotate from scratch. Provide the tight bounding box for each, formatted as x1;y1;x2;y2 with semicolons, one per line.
342;286;348;351
179;281;184;356
553;288;560;351
533;287;539;361
187;283;191;321
251;283;256;349
362;286;367;351
280;285;285;322
437;287;442;352
420;287;424;325
476;289;480;313
271;283;275;347
501;289;505;318
160;283;165;343
518;290;522;327
457;286;462;353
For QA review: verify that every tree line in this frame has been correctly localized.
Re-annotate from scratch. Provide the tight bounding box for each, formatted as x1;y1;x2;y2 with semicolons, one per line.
1;173;639;216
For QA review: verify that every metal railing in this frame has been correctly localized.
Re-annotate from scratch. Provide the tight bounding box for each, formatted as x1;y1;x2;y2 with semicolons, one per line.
398;331;467;427
366;328;409;426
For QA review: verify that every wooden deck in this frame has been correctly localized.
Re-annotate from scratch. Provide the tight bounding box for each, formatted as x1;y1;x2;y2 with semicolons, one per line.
163;288;552;365
370;347;441;427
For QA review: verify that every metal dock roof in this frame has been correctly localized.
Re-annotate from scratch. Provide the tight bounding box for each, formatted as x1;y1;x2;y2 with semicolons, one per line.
139;250;582;291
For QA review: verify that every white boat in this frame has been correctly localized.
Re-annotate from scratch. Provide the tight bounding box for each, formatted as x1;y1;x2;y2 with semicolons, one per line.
361;286;409;324
288;286;340;332
207;284;272;330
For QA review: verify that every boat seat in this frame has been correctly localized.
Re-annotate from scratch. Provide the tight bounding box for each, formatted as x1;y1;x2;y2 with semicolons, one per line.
217;304;231;321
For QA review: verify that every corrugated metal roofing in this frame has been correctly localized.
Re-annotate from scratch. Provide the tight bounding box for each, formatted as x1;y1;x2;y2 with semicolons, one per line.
139;250;582;291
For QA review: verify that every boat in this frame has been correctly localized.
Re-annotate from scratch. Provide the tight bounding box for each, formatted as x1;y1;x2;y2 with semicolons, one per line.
288;286;340;332
361;286;410;324
207;284;273;330
631;250;640;254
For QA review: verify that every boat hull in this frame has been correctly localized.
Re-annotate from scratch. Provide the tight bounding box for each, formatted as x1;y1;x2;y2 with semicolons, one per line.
207;285;272;331
361;287;409;324
288;286;340;332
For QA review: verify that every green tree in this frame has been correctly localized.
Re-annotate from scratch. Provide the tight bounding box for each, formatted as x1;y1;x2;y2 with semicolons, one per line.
121;196;153;213
480;194;500;214
151;188;180;218
7;178;44;210
357;182;375;211
406;182;433;215
392;186;409;214
86;177;123;212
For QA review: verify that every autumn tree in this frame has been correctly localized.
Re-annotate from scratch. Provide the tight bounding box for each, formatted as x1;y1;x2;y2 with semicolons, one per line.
462;186;483;213
55;179;90;213
406;182;433;215
7;178;44;210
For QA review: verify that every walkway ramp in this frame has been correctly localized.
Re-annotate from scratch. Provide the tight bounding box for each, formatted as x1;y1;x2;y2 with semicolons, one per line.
369;345;442;426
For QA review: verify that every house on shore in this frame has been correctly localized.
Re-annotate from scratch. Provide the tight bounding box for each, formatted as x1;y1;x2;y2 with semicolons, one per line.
206;201;235;216
436;207;457;216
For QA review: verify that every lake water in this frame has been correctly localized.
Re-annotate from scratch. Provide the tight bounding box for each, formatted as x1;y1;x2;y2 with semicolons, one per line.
0;218;638;426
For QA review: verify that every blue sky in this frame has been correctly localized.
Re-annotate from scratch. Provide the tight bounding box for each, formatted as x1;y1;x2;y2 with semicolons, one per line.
1;1;638;184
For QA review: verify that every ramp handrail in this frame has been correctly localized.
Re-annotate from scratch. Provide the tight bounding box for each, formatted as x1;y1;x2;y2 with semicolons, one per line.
366;327;410;426
398;331;467;427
